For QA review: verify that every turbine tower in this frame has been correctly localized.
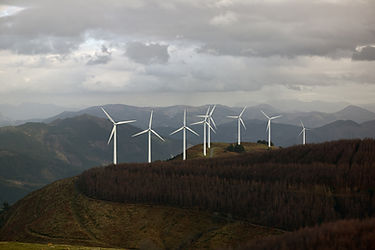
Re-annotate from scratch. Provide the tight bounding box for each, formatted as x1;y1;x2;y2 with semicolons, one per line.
261;110;281;148
227;106;247;145
132;110;165;163
206;105;217;148
191;106;215;156
101;107;136;165
170;109;199;160
299;120;310;145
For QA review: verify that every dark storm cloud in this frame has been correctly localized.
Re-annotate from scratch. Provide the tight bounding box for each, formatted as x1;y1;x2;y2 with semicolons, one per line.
125;42;169;64
352;46;375;61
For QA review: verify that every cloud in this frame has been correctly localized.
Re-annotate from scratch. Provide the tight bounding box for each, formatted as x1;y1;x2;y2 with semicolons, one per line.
0;0;374;107
87;45;112;65
210;11;238;26
0;5;25;18
0;0;374;58
125;42;169;64
352;46;375;61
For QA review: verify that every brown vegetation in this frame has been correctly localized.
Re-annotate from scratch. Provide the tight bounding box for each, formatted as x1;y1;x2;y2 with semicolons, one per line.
78;139;375;230
0;178;281;249
240;218;375;250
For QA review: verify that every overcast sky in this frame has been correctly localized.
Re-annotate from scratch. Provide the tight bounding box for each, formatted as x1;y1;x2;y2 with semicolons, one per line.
0;0;374;108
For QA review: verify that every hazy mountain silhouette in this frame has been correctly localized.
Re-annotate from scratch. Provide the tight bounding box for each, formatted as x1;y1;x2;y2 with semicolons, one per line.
45;104;375;129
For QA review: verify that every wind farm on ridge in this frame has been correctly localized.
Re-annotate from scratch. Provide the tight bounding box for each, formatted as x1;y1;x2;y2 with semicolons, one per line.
101;104;308;164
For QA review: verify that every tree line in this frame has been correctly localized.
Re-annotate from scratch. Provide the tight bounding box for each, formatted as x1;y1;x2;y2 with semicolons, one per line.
77;139;375;230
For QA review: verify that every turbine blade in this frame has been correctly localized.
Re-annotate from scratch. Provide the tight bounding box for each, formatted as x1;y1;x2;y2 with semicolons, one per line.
183;109;186;126
261;110;270;119
298;129;304;136
116;120;136;125
170;127;183;135
209;105;216;116
300;120;305;128
266;122;270;132
270;115;282;120
210;117;217;129
239;106;247;117
191;120;204;125
186;126;199;136
101;107;115;124
240;118;246;130
108;126;115;144
149;110;153;128
207;122;216;134
197;115;208;118
132;129;148;137
206;106;210;116
227;115;238;119
151;129;165;141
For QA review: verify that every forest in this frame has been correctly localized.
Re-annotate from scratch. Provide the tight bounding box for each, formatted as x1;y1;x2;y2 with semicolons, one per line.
240;217;375;250
77;139;375;230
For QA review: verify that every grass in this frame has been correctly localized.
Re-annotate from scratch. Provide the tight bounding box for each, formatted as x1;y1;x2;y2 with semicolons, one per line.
171;142;274;160
0;178;283;249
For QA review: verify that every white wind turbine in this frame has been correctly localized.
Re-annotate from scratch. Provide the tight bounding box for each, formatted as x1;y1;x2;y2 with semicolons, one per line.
206;105;217;149
101;107;136;165
132;110;165;163
191;106;215;156
261;110;282;148
298;120;310;145
227;106;247;145
170;109;199;160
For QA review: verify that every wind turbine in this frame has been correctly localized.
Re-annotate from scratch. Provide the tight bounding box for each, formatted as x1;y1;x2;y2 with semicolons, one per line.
227;106;247;145
101;107;136;165
298;120;310;145
170;109;199;160
132;110;165;163
206;105;217;149
191;106;215;156
261;110;281;148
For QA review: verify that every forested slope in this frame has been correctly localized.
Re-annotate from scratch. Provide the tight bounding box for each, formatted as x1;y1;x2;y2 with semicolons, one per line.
78;139;375;230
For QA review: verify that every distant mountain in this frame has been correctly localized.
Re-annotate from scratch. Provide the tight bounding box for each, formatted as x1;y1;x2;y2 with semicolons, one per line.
205;118;375;147
276;105;375;128
0;103;75;121
0;115;181;204
2;113;375;204
45;104;375;129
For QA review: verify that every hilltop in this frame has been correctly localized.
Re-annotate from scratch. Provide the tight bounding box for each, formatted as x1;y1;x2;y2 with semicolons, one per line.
0;178;281;249
1;139;375;249
170;142;272;160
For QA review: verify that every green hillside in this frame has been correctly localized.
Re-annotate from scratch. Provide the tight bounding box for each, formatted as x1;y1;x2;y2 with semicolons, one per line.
0;178;282;249
0;115;181;204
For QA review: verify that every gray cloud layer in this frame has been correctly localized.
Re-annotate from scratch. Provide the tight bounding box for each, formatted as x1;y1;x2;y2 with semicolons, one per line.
1;0;374;58
352;46;375;61
126;42;169;64
0;0;374;106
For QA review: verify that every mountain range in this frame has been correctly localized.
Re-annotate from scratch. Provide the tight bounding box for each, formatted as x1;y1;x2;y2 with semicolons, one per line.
1;103;375;205
45;103;375;129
